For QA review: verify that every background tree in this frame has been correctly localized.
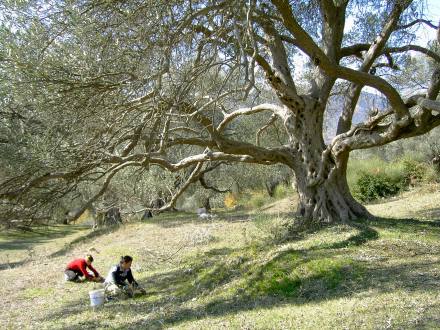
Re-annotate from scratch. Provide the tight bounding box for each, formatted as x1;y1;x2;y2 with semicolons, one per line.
1;0;440;227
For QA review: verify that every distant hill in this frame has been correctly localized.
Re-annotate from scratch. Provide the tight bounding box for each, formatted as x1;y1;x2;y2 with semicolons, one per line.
324;91;387;140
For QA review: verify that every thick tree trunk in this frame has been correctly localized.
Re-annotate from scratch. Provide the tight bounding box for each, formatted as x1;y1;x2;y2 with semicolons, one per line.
94;207;122;228
283;97;372;225
295;160;371;225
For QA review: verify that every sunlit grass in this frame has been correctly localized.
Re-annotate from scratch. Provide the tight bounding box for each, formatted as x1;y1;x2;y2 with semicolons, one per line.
1;185;440;329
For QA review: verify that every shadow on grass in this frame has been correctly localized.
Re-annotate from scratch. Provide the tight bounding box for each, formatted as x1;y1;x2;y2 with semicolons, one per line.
315;223;379;250
0;225;86;251
49;225;122;258
40;217;440;329
0;260;29;271
363;216;440;238
140;207;297;230
413;207;440;221
0;225;123;270
0;225;88;270
146;212;254;229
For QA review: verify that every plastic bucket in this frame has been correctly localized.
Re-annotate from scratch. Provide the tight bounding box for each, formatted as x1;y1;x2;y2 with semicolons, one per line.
89;289;105;307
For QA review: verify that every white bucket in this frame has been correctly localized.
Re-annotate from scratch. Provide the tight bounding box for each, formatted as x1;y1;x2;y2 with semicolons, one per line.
89;289;105;307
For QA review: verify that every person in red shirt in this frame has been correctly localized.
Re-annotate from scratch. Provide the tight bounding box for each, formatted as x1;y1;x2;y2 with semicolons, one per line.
64;255;104;282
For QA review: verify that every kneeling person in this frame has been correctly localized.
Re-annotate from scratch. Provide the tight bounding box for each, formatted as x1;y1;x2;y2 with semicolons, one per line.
104;255;145;298
64;255;104;282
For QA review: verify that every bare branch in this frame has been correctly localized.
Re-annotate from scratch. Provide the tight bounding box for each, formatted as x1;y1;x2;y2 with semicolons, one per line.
397;18;438;30
256;114;278;146
161;162;204;211
68;160;143;221
341;44;440;64
217;103;286;132
253;11;300;103
272;0;409;120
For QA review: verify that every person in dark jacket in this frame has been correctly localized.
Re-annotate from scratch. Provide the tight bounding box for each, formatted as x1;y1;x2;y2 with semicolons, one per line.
64;255;104;282
104;255;145;298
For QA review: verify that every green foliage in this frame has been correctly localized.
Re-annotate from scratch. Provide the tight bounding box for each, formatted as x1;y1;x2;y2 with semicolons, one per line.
349;155;439;202
348;157;405;202
233;184;294;211
273;184;292;199
234;190;265;209
354;171;405;202
247;191;267;209
400;157;437;185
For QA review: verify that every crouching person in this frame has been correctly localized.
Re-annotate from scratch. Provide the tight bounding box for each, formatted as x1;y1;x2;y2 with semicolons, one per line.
104;255;146;299
64;255;104;282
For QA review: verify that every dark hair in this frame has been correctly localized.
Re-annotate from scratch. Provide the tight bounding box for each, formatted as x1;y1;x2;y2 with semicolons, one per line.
120;255;133;263
85;255;94;262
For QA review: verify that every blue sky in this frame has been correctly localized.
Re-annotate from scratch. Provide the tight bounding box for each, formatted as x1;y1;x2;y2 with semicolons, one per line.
418;0;440;45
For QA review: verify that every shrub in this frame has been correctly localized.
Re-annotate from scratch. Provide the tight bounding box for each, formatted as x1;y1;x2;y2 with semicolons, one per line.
401;158;434;185
354;170;406;202
273;184;292;199
347;157;388;192
348;156;438;202
349;155;439;198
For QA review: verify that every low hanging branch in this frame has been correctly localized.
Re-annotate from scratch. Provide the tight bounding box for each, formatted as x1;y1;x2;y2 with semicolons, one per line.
3;1;440;227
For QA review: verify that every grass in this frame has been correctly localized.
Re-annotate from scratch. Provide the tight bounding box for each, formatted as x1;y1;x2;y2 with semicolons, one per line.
1;185;440;329
0;225;88;269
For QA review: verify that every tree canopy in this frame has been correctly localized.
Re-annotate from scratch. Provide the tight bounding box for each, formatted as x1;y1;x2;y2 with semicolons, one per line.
1;0;439;226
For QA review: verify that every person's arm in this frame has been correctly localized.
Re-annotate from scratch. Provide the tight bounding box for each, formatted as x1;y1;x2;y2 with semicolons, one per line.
79;260;93;280
126;269;138;286
87;264;100;277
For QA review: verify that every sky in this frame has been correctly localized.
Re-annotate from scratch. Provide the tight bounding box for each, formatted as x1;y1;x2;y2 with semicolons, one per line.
417;0;440;45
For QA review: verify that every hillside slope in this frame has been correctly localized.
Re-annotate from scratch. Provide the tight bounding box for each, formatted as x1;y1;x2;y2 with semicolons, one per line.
1;187;440;329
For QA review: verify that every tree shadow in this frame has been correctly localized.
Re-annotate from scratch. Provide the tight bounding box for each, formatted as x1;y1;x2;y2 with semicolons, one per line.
0;225;123;270
0;225;86;251
149;213;254;229
363;216;440;234
0;260;28;271
0;225;88;270
49;225;122;258
311;223;379;250
141;209;295;229
412;207;440;222
38;216;440;329
40;222;379;325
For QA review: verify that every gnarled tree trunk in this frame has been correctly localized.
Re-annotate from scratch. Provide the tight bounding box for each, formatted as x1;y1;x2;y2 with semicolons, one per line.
94;207;122;228
284;98;371;225
294;158;370;225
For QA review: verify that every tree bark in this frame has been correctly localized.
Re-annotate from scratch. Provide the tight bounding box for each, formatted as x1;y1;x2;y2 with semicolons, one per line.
94;207;122;228
282;98;371;225
295;157;371;225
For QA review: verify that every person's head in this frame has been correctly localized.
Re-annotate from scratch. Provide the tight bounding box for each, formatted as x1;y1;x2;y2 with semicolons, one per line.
120;255;133;270
85;254;94;266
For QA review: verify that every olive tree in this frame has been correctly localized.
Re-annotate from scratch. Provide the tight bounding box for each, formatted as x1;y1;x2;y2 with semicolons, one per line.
1;0;440;226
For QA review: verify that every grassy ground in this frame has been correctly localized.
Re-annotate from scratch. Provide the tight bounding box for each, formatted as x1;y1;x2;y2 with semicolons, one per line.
1;186;440;329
